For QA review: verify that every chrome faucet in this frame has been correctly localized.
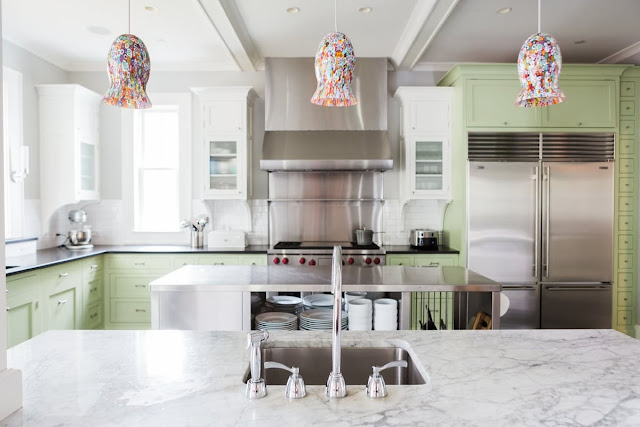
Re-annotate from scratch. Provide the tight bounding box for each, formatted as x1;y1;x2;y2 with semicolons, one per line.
326;245;347;398
246;330;269;399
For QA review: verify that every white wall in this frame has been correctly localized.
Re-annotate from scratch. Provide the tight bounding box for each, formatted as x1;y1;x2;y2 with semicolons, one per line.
4;40;450;248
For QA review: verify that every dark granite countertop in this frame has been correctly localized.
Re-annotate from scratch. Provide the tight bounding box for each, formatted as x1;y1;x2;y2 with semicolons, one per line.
6;245;270;275
384;245;460;254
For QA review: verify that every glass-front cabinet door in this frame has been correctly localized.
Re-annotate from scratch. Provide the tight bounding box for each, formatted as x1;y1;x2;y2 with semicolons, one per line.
205;135;245;198
410;135;450;198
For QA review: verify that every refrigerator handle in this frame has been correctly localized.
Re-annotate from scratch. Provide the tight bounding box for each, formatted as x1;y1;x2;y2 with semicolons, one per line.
533;166;539;279
543;166;550;278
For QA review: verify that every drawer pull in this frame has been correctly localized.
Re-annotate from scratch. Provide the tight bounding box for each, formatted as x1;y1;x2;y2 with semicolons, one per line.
6;307;9;311
214;262;224;265
90;264;99;269
90;313;98;319
430;262;440;266
135;309;147;313
577;122;583;126
134;284;146;288
90;287;97;293
58;299;68;305
134;262;146;266
626;106;631;110
59;273;69;278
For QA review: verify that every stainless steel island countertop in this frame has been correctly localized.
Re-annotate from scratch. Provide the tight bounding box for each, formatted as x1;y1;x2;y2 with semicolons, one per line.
149;265;500;293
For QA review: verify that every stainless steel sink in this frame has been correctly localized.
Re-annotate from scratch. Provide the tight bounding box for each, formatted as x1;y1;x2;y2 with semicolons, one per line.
243;346;427;386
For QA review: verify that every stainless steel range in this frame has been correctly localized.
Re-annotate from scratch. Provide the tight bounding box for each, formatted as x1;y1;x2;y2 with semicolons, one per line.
268;241;385;267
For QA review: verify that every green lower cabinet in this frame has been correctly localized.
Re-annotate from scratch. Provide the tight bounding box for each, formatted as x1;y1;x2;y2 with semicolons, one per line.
386;255;414;266
84;300;104;329
6;272;42;348
47;287;78;330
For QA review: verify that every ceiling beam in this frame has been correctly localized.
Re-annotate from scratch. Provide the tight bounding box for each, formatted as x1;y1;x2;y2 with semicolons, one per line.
598;40;640;64
390;0;460;71
196;0;262;71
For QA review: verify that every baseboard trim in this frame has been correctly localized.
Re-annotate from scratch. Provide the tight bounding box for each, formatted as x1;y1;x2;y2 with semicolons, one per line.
0;369;22;421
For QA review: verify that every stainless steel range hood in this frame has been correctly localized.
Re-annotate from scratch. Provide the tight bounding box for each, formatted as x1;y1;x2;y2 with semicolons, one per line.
261;57;392;171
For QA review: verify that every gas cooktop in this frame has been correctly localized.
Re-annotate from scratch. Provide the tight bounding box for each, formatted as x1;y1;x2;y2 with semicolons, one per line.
273;241;381;250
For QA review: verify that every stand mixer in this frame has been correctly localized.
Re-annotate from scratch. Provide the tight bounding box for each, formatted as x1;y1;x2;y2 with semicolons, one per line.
65;209;93;250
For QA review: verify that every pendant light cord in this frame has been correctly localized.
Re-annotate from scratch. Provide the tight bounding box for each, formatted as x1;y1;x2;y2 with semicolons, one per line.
334;0;338;32
128;0;131;34
537;0;541;33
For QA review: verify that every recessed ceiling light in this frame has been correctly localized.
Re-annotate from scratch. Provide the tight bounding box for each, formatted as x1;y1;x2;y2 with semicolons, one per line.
86;25;110;35
286;7;300;14
145;5;159;13
496;7;512;14
574;40;587;45
358;7;373;14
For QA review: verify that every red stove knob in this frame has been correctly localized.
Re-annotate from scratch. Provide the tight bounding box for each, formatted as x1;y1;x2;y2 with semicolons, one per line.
273;257;280;264
299;257;306;264
365;257;372;265
347;257;355;265
374;257;381;265
309;260;316;266
282;257;289;264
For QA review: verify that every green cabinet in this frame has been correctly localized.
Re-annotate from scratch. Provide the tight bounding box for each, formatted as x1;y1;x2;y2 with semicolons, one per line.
542;80;617;128
386;254;459;267
41;262;83;330
6;272;41;348
47;287;77;330
81;256;104;329
467;79;540;128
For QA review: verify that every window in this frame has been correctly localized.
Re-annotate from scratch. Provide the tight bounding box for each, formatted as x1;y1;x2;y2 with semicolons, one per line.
3;67;24;240
122;94;191;244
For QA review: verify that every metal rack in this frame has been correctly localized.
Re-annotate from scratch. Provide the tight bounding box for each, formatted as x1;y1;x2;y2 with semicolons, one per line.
410;291;494;330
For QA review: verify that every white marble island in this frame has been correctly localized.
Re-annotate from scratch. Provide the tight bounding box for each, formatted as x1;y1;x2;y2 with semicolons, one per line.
4;329;640;426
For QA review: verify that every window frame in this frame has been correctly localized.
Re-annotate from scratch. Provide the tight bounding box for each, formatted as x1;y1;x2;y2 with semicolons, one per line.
121;93;192;244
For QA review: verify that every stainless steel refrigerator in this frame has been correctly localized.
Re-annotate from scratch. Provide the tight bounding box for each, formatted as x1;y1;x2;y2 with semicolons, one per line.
467;133;614;329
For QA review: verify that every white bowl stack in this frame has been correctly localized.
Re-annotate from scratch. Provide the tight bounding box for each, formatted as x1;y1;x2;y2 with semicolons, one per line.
348;298;372;331
373;298;398;331
344;291;367;312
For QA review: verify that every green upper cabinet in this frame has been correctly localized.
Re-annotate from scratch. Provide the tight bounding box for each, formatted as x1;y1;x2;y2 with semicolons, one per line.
542;80;617;128
467;79;540;128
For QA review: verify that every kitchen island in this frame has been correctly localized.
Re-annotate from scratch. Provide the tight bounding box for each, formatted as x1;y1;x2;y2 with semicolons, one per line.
149;265;501;330
4;329;640;426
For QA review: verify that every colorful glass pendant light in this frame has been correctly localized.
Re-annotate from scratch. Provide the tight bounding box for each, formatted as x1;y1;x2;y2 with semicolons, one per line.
515;0;565;107
310;0;358;107
102;0;151;109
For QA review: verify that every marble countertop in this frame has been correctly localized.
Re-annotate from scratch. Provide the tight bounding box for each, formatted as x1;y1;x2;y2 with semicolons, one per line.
4;329;640;426
149;265;500;292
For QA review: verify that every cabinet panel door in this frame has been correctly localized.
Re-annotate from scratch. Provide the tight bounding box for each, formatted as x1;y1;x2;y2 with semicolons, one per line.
542;80;616;128
386;256;414;266
48;288;77;330
409;101;449;133
7;301;35;348
408;135;450;198
467;80;540;128
205;134;246;199
204;101;244;132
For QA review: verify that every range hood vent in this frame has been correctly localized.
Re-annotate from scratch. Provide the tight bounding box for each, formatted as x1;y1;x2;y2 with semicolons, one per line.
261;58;392;171
261;130;392;171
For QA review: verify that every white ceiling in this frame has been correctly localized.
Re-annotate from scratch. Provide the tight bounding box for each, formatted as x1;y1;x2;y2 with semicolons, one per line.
3;0;640;73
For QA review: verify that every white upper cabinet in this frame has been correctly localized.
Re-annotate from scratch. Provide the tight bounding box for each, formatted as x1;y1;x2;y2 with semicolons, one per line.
194;87;257;200
37;84;101;228
394;87;453;202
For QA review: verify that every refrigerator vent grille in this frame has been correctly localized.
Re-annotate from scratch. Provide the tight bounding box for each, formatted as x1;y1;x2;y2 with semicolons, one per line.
542;133;615;161
468;133;540;160
468;133;615;161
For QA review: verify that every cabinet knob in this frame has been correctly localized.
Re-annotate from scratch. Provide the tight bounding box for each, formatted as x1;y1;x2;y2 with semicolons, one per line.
577;122;583;126
503;122;508;125
59;273;69;278
626;106;631;110
58;299;68;305
90;264;99;269
90;313;98;319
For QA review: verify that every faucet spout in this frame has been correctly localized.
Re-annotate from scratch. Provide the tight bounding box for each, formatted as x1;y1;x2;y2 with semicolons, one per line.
326;245;347;398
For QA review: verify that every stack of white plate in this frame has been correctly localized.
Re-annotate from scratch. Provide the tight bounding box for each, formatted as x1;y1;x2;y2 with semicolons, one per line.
302;294;334;309
373;298;398;331
265;295;304;315
299;309;347;331
255;312;298;331
348;298;372;331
